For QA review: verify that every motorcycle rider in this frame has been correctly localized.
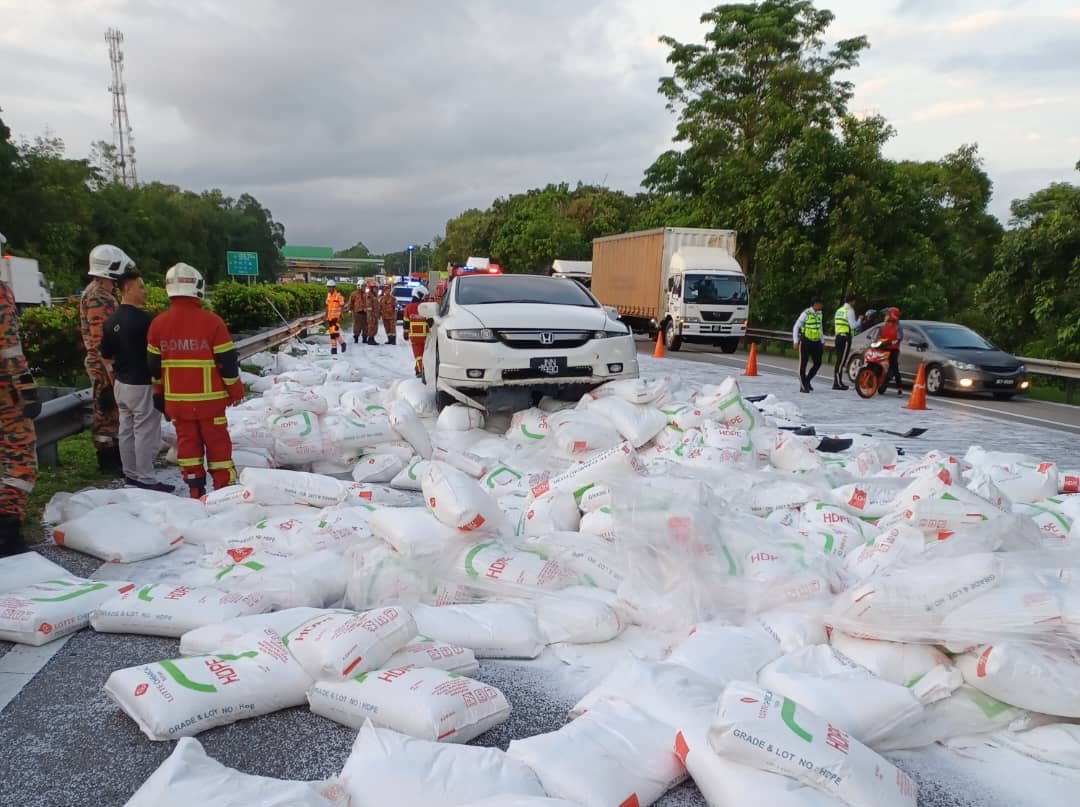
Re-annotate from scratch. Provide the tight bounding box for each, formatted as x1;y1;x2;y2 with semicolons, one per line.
878;307;904;396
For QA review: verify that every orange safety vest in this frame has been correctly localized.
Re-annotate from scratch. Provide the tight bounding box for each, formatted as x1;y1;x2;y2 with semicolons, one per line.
326;291;344;320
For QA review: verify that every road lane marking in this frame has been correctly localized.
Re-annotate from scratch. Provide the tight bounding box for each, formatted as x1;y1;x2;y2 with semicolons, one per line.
0;637;72;713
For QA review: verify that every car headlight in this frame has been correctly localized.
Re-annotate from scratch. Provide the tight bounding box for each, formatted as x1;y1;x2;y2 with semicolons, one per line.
946;359;977;370
1017;364;1026;373
447;328;496;341
593;326;630;338
731;318;747;325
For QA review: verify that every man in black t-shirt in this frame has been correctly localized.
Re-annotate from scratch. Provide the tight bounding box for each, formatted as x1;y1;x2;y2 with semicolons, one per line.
101;274;173;492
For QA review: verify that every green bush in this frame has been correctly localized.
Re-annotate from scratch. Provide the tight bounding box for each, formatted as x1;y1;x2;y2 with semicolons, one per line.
18;282;328;384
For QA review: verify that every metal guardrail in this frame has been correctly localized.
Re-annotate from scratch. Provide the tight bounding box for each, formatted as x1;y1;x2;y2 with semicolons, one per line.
30;312;326;466
745;327;1080;403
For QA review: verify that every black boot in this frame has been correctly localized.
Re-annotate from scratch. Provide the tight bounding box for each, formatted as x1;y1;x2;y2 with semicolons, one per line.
341;341;347;353
331;347;337;355
0;515;29;557
97;446;123;476
187;479;207;500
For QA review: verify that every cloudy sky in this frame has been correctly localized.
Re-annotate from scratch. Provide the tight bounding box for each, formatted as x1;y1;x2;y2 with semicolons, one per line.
2;0;1078;253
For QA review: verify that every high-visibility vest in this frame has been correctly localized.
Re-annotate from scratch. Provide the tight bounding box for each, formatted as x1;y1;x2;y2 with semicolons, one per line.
326;292;344;320
800;308;822;341
834;304;852;336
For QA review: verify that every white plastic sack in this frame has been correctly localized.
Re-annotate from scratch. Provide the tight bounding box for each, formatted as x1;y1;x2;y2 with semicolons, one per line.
308;664;510;742
390;399;433;459
209;548;349;609
708;682;917;807
352;453;407;483
583;396;668;448
282;606;416;680
991;723;1080;768
432;445;490;479
385;636;479;675
828;632;952;687
321;413;398;451
423;462;506;534
872;685;1031;752
123;737;348;807
452;541;575;591
391;458;429;491
270;412;326;465
395;377;437;417
517;489;581;536
958;641;1080;718
0;551;71;593
180;607;328;656
338;721;545;807
665;622;782;687
757;645;925;744
529;442;644;499
0;578;133;645
412;603;545;659
91;585;271;638
369;506;457;560
437;404;485;431
239;468;346;508
104;628;314;740
53;506;183;562
590;376;670;405
534;587;623;644
507;699;687;807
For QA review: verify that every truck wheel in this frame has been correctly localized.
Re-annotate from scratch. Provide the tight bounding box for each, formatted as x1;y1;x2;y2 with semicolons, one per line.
719;338;739;354
664;323;682;352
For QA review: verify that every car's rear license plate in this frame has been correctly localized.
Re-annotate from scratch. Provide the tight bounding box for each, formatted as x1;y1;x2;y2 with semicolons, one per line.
996;378;1015;386
531;356;568;377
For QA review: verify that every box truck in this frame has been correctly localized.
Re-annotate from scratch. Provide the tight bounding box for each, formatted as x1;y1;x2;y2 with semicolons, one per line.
0;254;51;309
591;227;747;353
551;259;592;287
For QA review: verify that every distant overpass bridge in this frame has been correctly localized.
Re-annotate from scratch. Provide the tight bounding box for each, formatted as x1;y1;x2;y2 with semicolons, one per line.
280;246;384;281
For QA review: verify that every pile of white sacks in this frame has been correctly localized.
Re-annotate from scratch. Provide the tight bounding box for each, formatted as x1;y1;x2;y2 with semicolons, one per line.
3;336;1080;807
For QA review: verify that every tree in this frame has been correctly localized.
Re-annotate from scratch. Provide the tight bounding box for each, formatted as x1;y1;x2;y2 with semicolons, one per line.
336;241;371;259
977;167;1080;359
644;1;869;290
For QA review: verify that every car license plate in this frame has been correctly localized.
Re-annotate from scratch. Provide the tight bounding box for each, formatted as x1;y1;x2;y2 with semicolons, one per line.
995;378;1015;386
531;356;568;377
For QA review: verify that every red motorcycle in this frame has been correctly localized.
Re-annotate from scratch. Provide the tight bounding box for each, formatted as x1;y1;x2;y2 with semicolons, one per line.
855;339;896;398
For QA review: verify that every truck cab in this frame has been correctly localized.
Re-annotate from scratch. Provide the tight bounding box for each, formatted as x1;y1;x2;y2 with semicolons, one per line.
663;247;747;353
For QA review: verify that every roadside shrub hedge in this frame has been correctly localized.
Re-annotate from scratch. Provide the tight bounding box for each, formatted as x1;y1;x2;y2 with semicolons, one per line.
19;282;331;385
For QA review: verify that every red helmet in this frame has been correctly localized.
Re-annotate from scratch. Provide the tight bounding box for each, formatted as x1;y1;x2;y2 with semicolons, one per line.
886;307;900;321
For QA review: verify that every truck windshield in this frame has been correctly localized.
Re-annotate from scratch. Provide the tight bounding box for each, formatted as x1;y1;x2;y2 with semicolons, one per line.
684;274;748;305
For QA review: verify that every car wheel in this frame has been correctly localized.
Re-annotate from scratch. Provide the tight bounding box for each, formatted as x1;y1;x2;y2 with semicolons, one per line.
847;354;863;382
993;393;1014;401
925;364;944;395
664;322;682;352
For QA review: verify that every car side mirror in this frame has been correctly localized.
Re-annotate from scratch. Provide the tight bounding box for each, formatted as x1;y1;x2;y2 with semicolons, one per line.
418;302;438;319
603;305;620;320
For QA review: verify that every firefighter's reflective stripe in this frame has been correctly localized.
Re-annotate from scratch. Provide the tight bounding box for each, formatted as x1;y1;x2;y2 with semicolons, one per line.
220;376;240;385
161;357;229;402
414;356;423;371
408;320;428;338
208;459;237;482
0;345;23;359
146;343;161;355
212;341;235;354
213;417;227;425
2;476;34;492
177;456;204;467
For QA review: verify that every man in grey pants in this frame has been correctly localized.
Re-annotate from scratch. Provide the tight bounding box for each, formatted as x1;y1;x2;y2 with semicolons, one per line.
101;273;173;492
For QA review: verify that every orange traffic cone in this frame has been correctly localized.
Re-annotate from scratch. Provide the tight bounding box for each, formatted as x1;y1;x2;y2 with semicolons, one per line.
653;330;665;358
904;363;929;410
743;343;759;376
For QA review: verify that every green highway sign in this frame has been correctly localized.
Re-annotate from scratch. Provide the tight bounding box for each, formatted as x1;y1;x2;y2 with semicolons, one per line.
227;251;259;277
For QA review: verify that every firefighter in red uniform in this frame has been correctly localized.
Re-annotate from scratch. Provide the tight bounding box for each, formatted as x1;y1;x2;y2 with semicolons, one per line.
403;287;430;378
147;263;243;499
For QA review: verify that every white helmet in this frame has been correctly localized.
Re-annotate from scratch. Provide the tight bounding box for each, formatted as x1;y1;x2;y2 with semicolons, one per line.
165;263;206;299
88;244;135;280
326;279;336;288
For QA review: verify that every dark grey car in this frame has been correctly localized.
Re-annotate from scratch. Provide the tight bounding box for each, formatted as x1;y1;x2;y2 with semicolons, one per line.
845;320;1030;399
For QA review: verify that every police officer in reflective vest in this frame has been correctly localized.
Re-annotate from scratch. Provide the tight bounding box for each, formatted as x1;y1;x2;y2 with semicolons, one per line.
832;293;858;391
403;287;430;378
147;263;243;499
792;298;824;394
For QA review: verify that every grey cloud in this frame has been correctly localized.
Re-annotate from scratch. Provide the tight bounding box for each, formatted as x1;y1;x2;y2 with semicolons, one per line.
936;37;1080;75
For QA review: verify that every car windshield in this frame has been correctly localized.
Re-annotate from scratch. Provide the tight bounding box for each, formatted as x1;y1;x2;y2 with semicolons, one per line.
393;287;415;300
924;325;995;350
684;274;748;305
456;275;598;307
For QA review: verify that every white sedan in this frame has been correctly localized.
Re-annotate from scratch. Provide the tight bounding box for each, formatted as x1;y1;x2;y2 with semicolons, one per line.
420;273;639;409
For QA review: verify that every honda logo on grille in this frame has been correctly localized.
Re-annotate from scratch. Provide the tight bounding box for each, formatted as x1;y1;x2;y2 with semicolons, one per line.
539;332;555;345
